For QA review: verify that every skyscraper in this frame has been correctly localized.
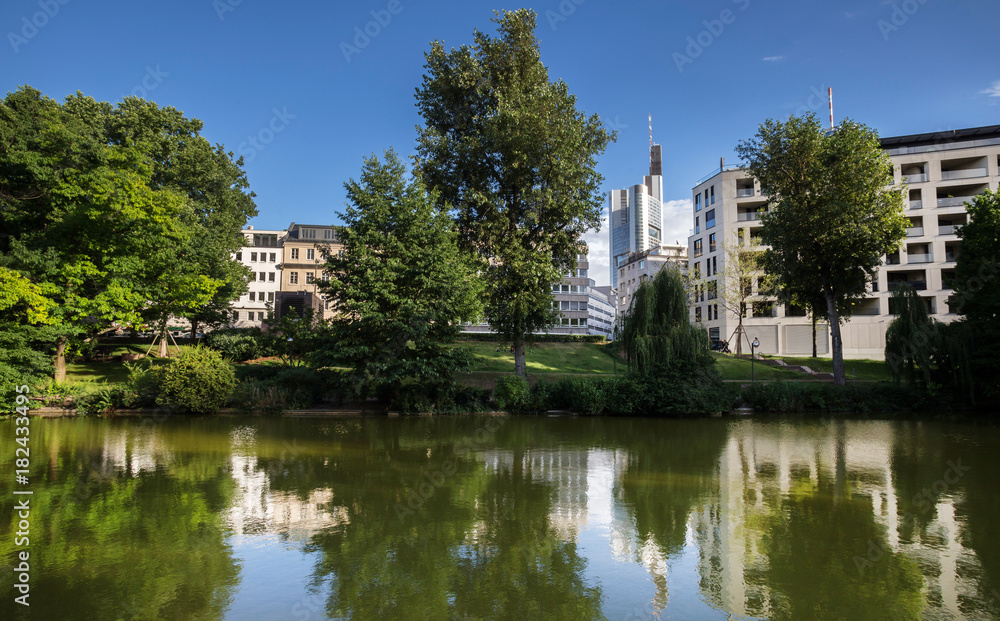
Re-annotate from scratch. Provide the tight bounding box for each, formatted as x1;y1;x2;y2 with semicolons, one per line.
609;142;664;289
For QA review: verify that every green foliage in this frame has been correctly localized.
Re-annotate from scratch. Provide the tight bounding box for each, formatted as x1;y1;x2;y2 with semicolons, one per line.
736;113;907;385
415;9;614;375
739;382;939;414
157;347;236;414
317;150;481;400
493;375;531;412
205;327;278;362
620;267;712;376
885;284;939;389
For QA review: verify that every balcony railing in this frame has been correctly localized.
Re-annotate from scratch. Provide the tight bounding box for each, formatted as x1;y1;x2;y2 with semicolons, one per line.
938;224;956;235
945;253;957;262
853;307;882;316
907;253;933;264
938;196;974;207
941;168;988;180
889;280;927;291
906;226;924;237
908;200;922;210
736;188;755;197
902;173;928;183
737;211;764;221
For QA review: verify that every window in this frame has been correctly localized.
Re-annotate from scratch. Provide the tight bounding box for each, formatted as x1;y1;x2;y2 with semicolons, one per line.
693;262;701;279
233;311;240;321
268;272;275;282
302;228;316;239
307;249;315;260
713;304;719;320
257;312;265;321
710;186;715;204
259;272;265;282
737;228;745;245
250;272;256;281
267;292;274;302
694;239;703;257
638;260;645;270
707;260;712;277
695;194;702;211
251;252;257;262
323;229;332;239
695;216;700;234
712;257;717;275
236;252;242;261
709;233;717;253
270;253;276;262
291;248;299;259
704;189;709;205
561;301;569;310
306;272;314;284
289;272;298;284
322;273;329;282
249;292;256;302
695;307;702;322
706;209;716;229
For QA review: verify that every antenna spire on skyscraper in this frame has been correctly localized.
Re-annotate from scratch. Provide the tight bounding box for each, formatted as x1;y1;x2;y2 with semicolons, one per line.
649;114;653;164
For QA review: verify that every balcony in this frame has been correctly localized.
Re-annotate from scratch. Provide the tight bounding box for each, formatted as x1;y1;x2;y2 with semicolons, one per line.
906;226;924;237
738;211;764;222
907;253;933;264
908;200;922;210
885;254;901;265
941;168;988;181
853;306;881;316
902;173;928;183
889;280;927;291
945;252;957;263
736;188;755;197
938;196;974;208
938;224;955;235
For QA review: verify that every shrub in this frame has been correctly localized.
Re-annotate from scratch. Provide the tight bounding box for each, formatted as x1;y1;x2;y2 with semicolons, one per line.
206;328;278;362
493;375;530;412
157;347;236;414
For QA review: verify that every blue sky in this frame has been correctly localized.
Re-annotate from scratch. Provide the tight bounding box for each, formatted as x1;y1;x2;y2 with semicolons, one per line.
4;0;999;285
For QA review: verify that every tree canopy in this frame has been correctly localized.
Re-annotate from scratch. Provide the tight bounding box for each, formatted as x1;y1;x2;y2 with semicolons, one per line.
414;9;614;376
317;150;482;404
736;114;907;385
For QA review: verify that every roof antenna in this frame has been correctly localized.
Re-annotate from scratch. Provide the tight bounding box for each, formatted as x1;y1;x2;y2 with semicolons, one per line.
828;87;834;130
649;114;653;165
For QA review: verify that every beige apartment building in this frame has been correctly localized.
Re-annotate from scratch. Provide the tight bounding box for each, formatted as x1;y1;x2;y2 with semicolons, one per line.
276;222;344;320
687;124;1000;359
613;243;688;321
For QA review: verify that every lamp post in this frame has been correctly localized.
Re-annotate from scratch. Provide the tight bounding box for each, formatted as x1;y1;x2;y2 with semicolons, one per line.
751;337;760;385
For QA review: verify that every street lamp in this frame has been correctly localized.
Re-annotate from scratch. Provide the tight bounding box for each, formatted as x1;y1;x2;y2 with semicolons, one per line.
751;337;760;385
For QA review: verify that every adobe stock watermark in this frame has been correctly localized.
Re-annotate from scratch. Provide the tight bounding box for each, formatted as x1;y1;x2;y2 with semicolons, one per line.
877;0;929;41
124;65;169;101
238;108;295;164
545;0;586;31
853;457;970;575
7;0;71;54
673;0;751;73
340;0;404;64
213;0;244;22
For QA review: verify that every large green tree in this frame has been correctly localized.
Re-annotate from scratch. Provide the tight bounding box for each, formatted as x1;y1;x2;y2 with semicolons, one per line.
736;114;907;385
317;150;482;404
414;9;614;376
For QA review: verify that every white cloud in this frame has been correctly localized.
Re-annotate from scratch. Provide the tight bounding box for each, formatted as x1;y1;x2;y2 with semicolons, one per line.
981;80;1000;98
582;198;693;288
762;55;784;62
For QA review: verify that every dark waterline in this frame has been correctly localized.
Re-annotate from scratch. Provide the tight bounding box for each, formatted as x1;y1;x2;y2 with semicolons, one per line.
2;415;999;620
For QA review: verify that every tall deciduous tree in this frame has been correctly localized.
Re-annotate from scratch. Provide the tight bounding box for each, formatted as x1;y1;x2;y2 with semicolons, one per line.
736;114;907;385
317;150;482;403
414;9;614;376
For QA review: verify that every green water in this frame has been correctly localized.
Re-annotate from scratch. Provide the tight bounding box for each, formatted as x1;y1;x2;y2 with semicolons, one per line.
1;415;999;620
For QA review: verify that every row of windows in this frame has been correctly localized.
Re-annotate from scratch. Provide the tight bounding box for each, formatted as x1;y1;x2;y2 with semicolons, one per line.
247;292;275;303
237;251;278;262
235;311;268;321
693;304;720;323
290;248;316;260
694;185;716;211
287;272;329;285
251;272;276;282
551;284;589;294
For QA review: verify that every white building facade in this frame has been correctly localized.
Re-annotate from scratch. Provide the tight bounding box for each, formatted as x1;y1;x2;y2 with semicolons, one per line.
610;144;664;289
232;227;285;327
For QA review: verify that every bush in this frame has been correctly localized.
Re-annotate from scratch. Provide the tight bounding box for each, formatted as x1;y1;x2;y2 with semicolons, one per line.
738;381;943;414
157;347;236;414
206;328;278;362
493;375;531;412
455;334;606;343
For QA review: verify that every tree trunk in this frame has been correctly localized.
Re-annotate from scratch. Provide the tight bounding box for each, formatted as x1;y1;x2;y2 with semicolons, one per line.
190;319;199;344
158;322;168;358
513;335;527;377
54;336;67;384
811;313;818;358
825;292;846;385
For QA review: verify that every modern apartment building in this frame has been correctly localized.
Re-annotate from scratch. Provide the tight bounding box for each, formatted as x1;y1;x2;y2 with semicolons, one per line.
609;144;664;289
613;243;688;319
687;124;1000;359
232;227;285;327
276;222;344;320
461;252;616;338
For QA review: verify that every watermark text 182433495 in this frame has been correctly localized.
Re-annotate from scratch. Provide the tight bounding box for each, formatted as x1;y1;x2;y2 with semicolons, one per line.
12;384;33;607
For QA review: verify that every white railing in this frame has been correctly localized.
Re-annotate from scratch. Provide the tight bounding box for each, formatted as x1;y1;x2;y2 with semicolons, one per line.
938;225;955;235
908;200;922;210
938;196;974;207
941;168;987;180
737;212;763;221
736;188;755;197
907;253;933;264
906;226;924;237
902;173;928;183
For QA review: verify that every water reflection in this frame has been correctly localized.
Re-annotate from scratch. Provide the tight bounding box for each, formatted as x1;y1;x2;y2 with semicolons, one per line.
1;417;999;620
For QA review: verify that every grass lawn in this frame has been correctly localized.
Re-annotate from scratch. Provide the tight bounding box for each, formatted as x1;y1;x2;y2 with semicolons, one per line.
458;341;623;375
709;352;810;381
764;355;890;381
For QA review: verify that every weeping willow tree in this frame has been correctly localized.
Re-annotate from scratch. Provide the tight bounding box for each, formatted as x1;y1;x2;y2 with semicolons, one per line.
619;267;712;376
885;284;939;389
